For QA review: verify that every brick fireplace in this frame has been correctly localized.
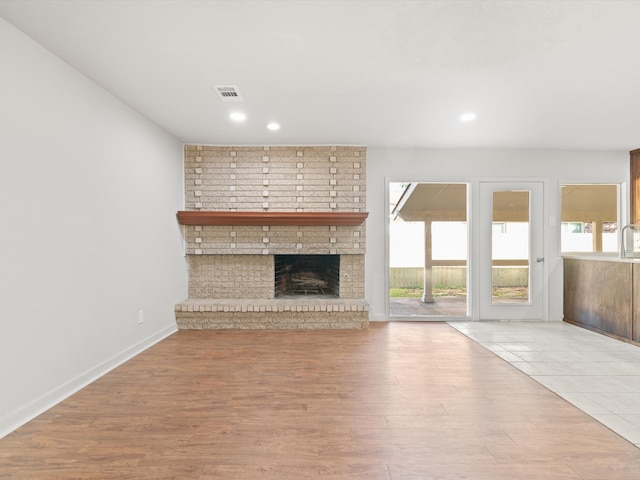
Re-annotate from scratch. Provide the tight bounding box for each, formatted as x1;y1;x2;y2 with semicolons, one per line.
175;145;368;329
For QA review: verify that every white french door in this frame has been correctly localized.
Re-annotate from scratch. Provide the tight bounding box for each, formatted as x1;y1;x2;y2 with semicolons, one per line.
478;182;544;320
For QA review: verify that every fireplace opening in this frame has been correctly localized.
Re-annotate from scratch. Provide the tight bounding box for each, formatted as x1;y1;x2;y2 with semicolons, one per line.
274;255;340;298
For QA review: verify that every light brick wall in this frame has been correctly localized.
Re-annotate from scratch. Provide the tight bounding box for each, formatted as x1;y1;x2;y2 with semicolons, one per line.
183;145;366;255
187;255;273;299
184;224;365;255
184;145;365;213
339;254;365;299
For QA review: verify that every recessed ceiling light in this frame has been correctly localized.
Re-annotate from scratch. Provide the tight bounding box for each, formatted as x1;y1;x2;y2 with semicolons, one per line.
266;122;280;131
229;112;246;122
459;112;477;123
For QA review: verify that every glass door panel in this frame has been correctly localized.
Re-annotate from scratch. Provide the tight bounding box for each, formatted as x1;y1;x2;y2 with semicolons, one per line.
492;190;530;305
389;182;469;319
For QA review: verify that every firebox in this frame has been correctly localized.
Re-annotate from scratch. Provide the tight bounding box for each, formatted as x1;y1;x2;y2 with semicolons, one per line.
274;255;340;298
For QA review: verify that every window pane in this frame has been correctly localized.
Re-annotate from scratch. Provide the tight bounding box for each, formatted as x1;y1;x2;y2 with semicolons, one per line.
492;190;529;304
561;184;618;253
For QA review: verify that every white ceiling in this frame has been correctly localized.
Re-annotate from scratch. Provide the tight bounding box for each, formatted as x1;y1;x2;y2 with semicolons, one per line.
1;0;640;150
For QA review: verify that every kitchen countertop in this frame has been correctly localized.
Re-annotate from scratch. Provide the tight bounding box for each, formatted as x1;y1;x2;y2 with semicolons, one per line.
562;253;640;263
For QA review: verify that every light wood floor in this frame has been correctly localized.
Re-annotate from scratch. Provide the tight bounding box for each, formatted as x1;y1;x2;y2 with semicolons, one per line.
2;322;640;479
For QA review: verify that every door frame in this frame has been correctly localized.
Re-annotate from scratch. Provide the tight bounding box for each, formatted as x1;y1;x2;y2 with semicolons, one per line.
477;181;545;320
386;177;548;321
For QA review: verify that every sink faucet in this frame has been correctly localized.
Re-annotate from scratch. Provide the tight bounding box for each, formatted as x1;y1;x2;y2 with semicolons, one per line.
620;224;640;258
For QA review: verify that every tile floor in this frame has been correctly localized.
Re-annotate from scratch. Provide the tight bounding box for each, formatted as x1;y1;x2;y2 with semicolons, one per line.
449;321;640;448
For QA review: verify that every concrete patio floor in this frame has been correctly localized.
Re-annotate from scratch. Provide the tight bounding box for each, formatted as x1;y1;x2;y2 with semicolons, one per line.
390;296;468;317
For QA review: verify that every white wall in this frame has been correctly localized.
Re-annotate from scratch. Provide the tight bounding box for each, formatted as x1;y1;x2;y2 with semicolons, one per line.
366;148;629;321
0;19;187;436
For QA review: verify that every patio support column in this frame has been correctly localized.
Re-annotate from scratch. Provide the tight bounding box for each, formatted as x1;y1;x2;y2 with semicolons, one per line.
592;220;603;252
422;219;434;303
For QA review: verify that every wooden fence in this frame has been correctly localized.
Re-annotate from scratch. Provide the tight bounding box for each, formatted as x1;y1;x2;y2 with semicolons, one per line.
390;266;529;288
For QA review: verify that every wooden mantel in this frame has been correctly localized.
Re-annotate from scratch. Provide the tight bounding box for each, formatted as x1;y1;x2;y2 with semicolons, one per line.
177;211;368;226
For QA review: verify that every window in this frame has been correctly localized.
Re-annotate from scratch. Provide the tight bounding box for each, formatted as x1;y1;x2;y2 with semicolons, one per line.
561;184;619;253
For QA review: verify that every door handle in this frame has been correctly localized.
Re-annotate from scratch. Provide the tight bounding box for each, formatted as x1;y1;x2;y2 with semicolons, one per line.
536;257;544;263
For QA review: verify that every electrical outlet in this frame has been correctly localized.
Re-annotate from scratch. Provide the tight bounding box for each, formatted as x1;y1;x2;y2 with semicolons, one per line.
138;310;144;325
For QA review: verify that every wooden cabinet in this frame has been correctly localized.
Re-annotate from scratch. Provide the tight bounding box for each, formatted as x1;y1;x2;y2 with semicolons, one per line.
564;256;636;341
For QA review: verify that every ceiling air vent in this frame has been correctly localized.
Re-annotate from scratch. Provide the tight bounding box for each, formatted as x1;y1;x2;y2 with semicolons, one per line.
214;85;244;102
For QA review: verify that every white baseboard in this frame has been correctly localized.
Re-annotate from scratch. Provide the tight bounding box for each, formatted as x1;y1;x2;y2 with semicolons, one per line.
0;324;177;439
